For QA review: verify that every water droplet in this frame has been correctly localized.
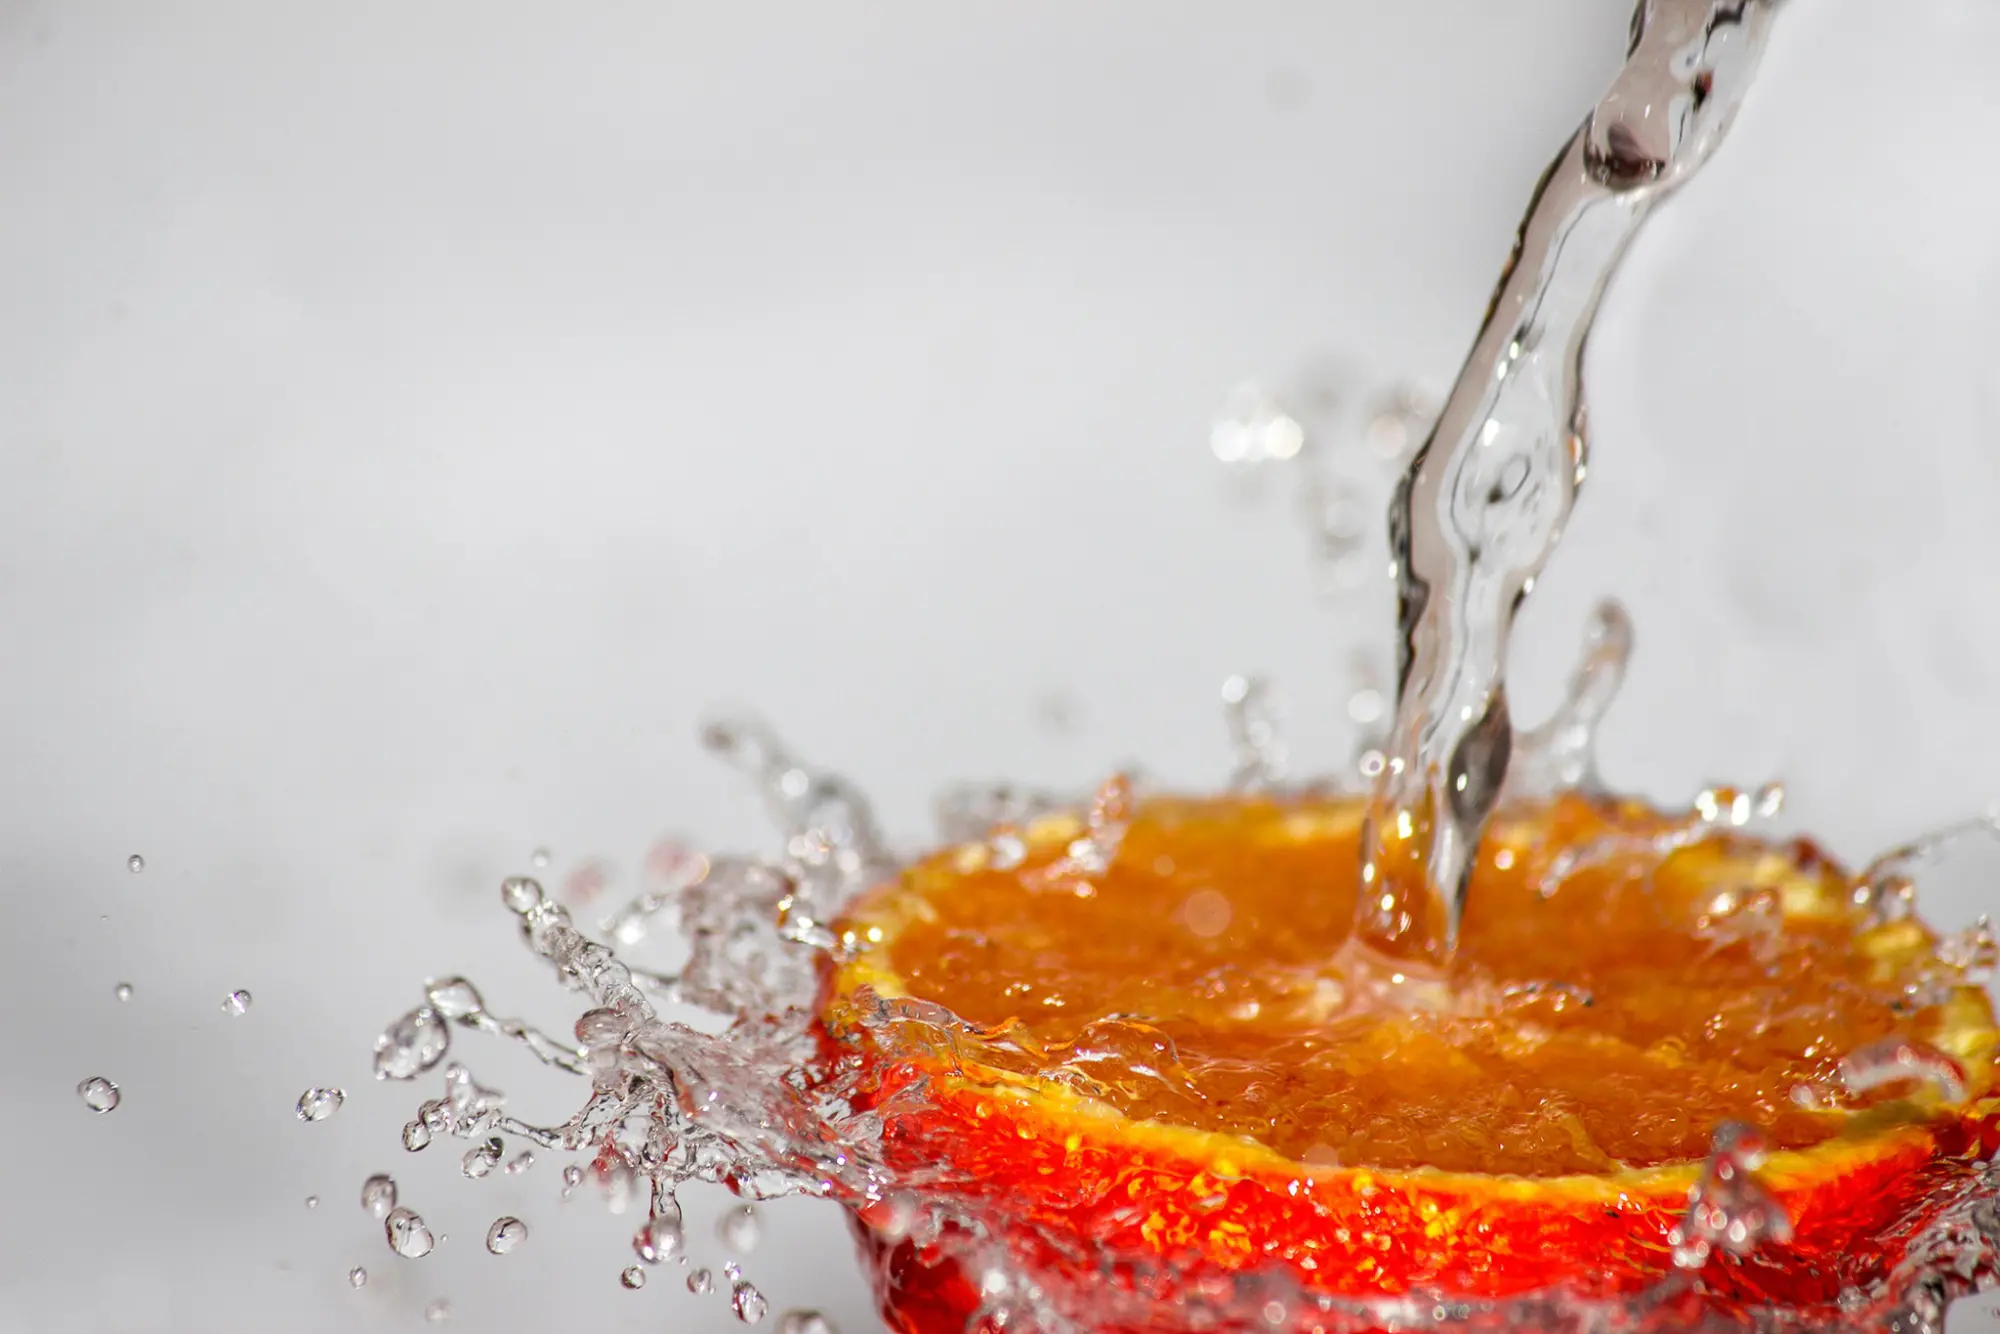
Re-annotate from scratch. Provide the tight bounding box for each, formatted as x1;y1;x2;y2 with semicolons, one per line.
361;1174;397;1218
1667;1122;1792;1270
485;1216;527;1255
402;1119;431;1152
1210;382;1305;464
724;1261;742;1282
77;1076;119;1113
374;1005;451;1081
461;1137;503;1179
113;982;132;1002
500;875;545;914
126;854;144;873
731;1279;768;1324
687;1268;715;1295
779;1311;838;1334
347;1266;367;1289
296;1087;345;1122
620;1265;647;1290
425;977;484;1020
531;847;551;869
633;1212;683;1265
716;1203;761;1254
221;989;253;1016
423;1297;452;1323
305;1195;319;1209
385;1206;436;1259
504;1150;535;1175
560;1164;584;1198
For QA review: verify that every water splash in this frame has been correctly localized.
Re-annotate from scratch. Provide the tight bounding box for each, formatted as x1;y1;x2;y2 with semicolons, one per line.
1668;1122;1793;1271
1362;0;1784;964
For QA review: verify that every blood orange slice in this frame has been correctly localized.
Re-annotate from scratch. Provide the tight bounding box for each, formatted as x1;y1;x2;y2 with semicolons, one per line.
819;790;1999;1330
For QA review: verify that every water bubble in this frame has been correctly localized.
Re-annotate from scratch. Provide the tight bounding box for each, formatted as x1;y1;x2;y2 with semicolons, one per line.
560;1164;584;1198
484;1216;527;1255
500;875;545;914
732;1279;769;1324
127;854;144;873
504;1150;535;1176
114;982;132;1002
717;1203;761;1254
305;1195;319;1209
221;989;253;1016
295;1087;345;1122
402;1120;432;1152
384;1206;436;1259
531;847;551;869
374;1005;451;1081
688;1268;715;1295
360;1174;397;1219
425;977;484;1020
461;1136;503;1179
348;1267;367;1289
423;1297;453;1323
77;1076;119;1113
779;1312;838;1334
634;1212;684;1265
620;1266;647;1290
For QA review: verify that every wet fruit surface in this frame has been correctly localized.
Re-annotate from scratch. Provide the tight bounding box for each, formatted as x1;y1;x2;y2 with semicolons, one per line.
821;792;2000;1323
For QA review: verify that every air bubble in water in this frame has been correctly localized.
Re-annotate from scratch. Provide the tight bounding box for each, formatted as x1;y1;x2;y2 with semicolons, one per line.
77;1076;119;1113
296;1087;345;1122
779;1312;837;1334
360;1174;397;1219
374;1005;451;1081
688;1268;715;1295
347;1266;367;1289
717;1203;761;1254
385;1206;436;1259
461;1136;503;1179
127;854;144;873
402;1120;431;1151
114;982;132;1002
504;1150;535;1175
485;1216;527;1255
634;1211;683;1265
221;989;253;1016
620;1265;647;1290
424;1297;452;1323
499;875;544;914
732;1279;769;1324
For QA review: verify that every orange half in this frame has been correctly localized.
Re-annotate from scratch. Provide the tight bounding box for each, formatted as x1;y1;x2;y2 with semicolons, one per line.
819;791;2000;1329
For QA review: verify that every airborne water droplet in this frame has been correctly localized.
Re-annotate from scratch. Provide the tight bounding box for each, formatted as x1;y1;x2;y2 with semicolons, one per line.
500;875;545;914
347;1266;367;1288
732;1279;769;1324
531;847;551;869
374;1005;451;1081
485;1216;527;1255
425;977;484;1020
304;1195;319;1209
360;1174;397;1218
221;989;252;1016
461;1136;503;1179
384;1206;436;1259
114;982;132;1002
560;1164;584;1198
620;1265;647;1290
126;854;144;873
424;1297;453;1323
402;1119;431;1151
77;1076;119;1113
634;1211;683;1265
296;1087;345;1122
688;1268;715;1295
504;1150;535;1175
717;1203;761;1254
779;1311;838;1334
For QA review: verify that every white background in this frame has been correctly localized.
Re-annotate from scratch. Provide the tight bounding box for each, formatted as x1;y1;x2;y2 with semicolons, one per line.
3;2;1998;1331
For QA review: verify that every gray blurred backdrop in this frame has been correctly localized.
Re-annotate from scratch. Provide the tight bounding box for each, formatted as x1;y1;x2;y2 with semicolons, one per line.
4;2;1999;1332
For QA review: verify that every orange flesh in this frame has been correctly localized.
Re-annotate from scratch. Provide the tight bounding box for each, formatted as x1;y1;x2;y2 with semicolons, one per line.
839;792;1998;1178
